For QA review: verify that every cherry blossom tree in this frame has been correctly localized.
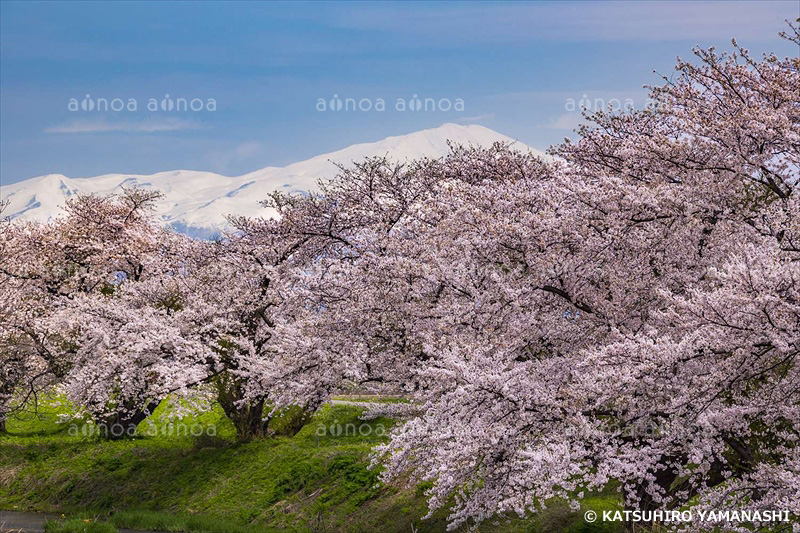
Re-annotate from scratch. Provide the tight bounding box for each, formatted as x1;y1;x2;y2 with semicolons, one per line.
0;273;55;433
0;202;67;432
0;189;207;436
259;149;541;394
0;24;795;533
163;230;319;441
280;28;800;531
0;201;50;433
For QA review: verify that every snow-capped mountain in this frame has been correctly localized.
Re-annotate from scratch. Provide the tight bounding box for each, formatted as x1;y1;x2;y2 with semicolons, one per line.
1;124;543;238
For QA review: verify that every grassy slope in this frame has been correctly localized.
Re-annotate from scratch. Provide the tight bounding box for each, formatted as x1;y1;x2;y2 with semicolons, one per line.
0;399;622;533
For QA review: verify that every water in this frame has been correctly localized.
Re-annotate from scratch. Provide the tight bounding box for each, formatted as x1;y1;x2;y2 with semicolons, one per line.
0;510;165;533
0;511;58;532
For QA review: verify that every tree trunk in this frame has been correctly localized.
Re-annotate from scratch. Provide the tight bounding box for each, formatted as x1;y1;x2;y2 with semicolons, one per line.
0;395;12;435
1;386;14;435
0;399;8;435
622;464;679;532
227;398;270;442
214;374;319;441
214;374;270;441
272;404;316;437
99;401;160;440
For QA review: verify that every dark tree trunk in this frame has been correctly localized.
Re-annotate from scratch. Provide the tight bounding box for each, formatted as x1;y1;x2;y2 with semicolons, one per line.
99;401;160;440
1;380;16;435
271;404;316;437
280;408;313;437
0;398;8;435
621;446;751;532
214;373;319;441
225;398;270;442
622;464;679;532
215;374;270;441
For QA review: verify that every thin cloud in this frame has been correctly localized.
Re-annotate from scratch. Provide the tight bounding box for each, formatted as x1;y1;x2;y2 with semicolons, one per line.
547;113;587;131
44;117;205;134
204;140;269;175
458;113;496;124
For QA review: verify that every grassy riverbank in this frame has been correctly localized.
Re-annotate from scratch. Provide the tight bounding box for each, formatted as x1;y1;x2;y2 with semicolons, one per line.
0;399;621;532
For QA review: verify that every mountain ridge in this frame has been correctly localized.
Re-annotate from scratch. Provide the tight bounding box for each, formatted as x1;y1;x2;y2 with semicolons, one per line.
1;124;543;238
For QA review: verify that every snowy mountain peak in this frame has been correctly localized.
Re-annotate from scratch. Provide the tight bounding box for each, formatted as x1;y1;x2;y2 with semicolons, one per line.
1;124;542;237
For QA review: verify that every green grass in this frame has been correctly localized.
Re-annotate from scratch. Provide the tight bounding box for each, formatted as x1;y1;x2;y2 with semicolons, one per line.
109;510;262;532
44;518;117;533
0;397;623;532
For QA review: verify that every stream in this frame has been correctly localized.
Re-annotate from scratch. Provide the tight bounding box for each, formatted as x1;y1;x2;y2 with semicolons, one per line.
0;511;165;533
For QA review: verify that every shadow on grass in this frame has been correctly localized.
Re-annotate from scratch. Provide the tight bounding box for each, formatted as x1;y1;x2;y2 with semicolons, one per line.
1;403;623;532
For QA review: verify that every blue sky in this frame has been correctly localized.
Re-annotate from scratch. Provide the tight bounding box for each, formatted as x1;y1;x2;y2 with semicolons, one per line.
1;0;797;185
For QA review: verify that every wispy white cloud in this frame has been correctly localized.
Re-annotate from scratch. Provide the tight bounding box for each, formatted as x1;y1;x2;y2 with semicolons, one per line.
458;113;496;124
547;113;587;131
44;117;205;134
203;141;269;174
231;141;264;160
